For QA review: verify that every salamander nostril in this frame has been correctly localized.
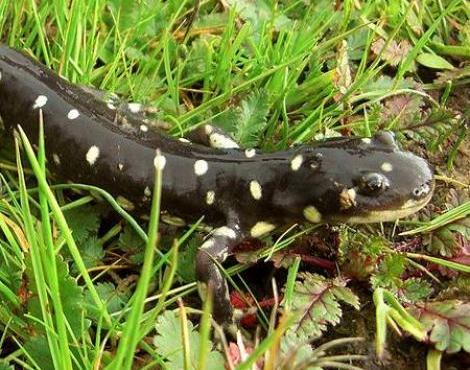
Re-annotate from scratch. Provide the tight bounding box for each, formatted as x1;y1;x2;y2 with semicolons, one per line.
413;183;430;198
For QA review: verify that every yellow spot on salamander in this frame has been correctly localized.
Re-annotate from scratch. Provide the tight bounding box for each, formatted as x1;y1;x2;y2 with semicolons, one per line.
249;180;262;200
33;95;48;109
250;222;276;238
67;109;80;120
303;206;322;223
381;162;393;172
206;190;215;205
290;154;303;171
194;160;209;176
245;148;256;158
86;146;100;165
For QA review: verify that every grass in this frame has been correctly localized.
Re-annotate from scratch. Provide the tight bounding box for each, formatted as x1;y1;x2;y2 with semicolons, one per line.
0;1;469;369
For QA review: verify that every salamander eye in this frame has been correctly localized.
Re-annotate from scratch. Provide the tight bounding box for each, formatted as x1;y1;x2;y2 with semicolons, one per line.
374;131;397;148
357;172;389;195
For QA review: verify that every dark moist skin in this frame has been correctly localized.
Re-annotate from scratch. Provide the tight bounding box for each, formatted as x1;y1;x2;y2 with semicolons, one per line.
0;46;434;323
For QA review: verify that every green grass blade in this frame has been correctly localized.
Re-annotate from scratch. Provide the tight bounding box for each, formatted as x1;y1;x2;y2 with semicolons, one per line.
106;151;163;370
36;112;74;370
17;126;112;327
15;138;62;369
400;201;470;235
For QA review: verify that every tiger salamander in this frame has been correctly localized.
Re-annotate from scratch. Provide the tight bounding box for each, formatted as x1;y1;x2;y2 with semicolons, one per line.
0;46;434;322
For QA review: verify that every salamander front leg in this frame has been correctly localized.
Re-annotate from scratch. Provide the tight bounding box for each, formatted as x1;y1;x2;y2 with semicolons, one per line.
196;225;242;323
186;124;240;149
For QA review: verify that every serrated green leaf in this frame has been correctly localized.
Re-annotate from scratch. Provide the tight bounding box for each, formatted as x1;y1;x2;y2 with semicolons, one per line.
211;109;240;136
153;310;224;370
118;224;145;263
225;0;292;36
26;255;88;338
416;53;454;70
118;224;145;249
105;0;168;37
408;300;470;353
447;217;470;240
402;278;433;302
93;282;130;314
428;227;459;257
286;273;359;343
0;260;22;305
184;37;217;77
23;336;54;370
281;273;362;369
339;231;389;280
177;237;199;282
362;75;415;93
380;94;424;127
84;281;131;321
64;205;101;245
74;237;104;271
347;28;370;60
234;90;270;147
55;257;89;337
371;254;407;290
331;283;360;309
280;332;322;370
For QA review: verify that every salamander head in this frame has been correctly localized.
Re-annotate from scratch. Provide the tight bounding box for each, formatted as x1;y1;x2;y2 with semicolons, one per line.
275;131;434;224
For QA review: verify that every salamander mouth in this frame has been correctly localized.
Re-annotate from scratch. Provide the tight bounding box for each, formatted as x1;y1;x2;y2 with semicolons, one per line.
340;181;435;224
